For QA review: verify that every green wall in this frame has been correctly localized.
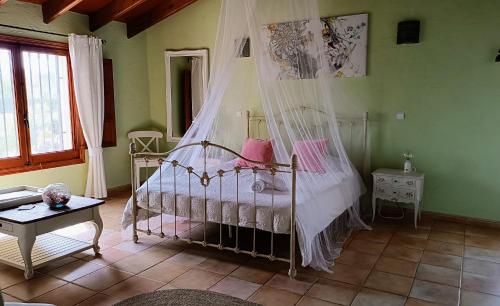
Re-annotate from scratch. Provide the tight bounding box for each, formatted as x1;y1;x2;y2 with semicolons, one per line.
0;1;151;194
2;0;500;221
144;0;500;221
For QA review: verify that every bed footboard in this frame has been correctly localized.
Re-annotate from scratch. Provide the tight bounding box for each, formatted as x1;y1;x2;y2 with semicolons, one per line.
129;141;298;278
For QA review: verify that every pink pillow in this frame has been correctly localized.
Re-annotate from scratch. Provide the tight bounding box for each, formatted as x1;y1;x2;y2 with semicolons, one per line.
235;138;273;168
292;139;328;173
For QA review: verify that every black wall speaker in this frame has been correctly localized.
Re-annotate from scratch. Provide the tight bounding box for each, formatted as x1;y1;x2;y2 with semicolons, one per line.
397;20;420;44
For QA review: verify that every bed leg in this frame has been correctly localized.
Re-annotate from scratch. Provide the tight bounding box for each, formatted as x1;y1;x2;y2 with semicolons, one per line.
130;143;139;244
289;154;298;279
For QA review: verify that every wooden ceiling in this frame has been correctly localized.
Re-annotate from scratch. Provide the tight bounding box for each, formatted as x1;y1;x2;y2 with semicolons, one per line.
6;0;198;38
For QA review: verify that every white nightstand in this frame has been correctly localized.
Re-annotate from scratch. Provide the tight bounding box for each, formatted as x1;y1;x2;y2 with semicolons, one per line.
372;168;425;228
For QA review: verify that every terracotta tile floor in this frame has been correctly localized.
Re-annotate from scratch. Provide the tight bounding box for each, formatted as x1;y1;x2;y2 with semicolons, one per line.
3;191;500;305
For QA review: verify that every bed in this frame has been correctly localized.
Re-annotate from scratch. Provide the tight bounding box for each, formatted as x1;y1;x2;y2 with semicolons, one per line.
122;110;370;278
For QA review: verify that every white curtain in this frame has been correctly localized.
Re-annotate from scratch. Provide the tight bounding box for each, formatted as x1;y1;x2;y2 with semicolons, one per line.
191;57;203;119
68;34;107;199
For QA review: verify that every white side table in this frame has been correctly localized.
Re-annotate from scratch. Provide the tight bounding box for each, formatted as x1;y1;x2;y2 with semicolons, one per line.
372;169;424;228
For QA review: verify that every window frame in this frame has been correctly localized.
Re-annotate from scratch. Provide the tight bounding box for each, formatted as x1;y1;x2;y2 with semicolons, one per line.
0;34;85;176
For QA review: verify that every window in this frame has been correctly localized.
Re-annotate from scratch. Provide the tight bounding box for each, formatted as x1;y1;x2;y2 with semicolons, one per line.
0;34;84;175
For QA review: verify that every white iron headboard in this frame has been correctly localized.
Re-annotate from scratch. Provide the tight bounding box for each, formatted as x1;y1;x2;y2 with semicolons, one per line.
246;109;370;179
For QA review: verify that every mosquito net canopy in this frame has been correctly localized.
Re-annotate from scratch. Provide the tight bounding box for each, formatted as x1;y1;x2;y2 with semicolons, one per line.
133;0;368;271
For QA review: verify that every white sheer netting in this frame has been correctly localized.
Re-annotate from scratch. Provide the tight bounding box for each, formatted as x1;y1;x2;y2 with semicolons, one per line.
123;0;369;271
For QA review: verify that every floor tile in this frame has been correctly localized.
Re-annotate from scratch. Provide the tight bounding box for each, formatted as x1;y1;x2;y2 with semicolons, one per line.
329;262;370;285
2;293;22;302
355;229;393;243
405;298;442;305
113;239;157;253
396;228;430;240
429;231;464;245
347;239;386;256
75;293;123;306
421;251;462;270
209;276;260;299
462;272;500;296
336;250;379;269
265;273;316;295
306;278;357;305
464;246;500;263
29;283;95;306
230;266;275;284
432;221;465;235
409;279;459;305
84;247;132;266
390;235;427;250
0;264;27;289
162;251;207;268
296;296;340;306
465;226;500;239
37;256;79;273
48;260;104;282
110;250;166;274
249;286;301;306
169;269;224;290
102;275;164;299
415;263;460;287
138;260;190;283
364;270;413;296
465;235;500;251
425;240;463;257
3;274;67;301
196;258;239;275
351;288;405;306
463;257;500;277
460;289;500;306
383;245;423;262
374;256;418;277
73;267;133;291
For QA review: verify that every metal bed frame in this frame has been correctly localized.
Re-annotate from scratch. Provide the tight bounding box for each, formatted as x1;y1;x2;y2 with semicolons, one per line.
129;110;369;279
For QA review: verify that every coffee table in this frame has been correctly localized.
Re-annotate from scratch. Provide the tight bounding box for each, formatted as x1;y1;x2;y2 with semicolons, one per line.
0;196;104;279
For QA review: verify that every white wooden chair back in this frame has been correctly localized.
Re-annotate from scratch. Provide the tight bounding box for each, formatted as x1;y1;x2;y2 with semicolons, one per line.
127;131;163;153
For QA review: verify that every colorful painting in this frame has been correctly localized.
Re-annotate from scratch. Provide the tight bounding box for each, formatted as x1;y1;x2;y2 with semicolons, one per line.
262;14;368;79
321;14;368;78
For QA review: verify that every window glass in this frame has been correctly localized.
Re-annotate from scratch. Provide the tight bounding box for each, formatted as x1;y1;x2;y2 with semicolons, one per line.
0;48;20;159
22;51;73;154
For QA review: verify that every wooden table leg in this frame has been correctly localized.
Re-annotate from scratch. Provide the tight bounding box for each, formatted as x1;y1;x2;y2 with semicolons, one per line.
17;224;36;279
91;207;103;254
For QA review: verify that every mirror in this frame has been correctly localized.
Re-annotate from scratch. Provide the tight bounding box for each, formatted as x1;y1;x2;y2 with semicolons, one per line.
165;49;208;142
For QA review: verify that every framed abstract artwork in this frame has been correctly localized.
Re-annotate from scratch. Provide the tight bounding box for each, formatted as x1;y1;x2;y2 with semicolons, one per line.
262;13;368;79
321;13;368;78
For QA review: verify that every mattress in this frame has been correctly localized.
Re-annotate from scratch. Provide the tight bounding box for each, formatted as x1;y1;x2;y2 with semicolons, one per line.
130;162;293;234
122;157;362;236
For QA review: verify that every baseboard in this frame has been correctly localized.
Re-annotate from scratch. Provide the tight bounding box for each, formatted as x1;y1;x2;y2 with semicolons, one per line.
107;184;131;197
422;211;500;230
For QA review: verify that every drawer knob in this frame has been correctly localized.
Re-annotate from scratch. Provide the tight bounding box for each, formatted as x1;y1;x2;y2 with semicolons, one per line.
407;181;414;185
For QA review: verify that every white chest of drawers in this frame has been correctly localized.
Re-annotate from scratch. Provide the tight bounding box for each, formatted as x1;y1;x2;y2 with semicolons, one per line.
372;168;424;228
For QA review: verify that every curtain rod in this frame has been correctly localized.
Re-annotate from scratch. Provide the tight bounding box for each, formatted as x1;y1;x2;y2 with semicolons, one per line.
0;24;106;43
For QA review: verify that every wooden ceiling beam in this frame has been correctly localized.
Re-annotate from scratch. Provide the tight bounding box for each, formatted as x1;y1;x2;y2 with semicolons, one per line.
89;0;148;32
42;0;85;24
126;0;197;38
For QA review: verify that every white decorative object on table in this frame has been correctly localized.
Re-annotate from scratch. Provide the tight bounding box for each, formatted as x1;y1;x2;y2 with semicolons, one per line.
372;168;424;228
402;152;414;173
42;183;71;209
